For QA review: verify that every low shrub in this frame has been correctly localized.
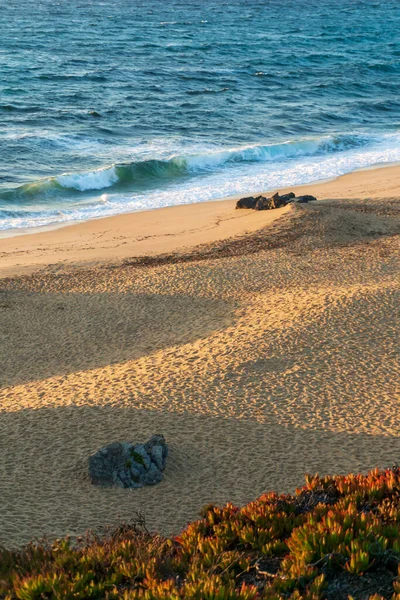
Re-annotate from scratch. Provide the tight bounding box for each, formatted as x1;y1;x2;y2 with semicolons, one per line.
2;468;400;599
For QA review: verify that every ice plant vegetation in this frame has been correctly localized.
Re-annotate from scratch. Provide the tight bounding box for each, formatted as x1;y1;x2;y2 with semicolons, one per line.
2;468;400;599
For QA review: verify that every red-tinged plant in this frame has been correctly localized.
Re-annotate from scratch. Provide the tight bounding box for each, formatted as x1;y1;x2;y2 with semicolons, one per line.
3;468;400;599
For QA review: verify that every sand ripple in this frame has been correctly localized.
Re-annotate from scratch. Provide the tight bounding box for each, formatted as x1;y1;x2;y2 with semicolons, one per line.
0;197;399;547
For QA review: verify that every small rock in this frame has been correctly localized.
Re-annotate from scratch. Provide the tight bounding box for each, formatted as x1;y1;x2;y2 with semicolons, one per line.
88;434;168;488
236;196;257;209
254;192;295;210
270;192;288;208
279;192;296;203
296;195;317;203
254;195;277;210
254;196;268;210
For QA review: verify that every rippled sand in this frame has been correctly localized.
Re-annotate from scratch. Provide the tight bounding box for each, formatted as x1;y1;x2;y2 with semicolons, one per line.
0;194;399;547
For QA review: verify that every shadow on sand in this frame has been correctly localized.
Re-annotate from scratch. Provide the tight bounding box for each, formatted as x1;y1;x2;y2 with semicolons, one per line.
1;404;399;548
0;292;237;387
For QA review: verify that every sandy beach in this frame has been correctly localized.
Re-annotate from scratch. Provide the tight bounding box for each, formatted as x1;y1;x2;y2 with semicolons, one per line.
0;165;399;548
2;163;400;279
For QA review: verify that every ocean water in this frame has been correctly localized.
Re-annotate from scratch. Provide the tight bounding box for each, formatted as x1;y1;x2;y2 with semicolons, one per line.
1;0;400;231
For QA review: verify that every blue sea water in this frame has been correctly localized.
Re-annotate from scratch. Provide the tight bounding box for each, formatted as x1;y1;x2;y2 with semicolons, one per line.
1;0;400;231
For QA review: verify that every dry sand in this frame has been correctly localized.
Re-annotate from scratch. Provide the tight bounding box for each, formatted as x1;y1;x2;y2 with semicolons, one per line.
0;165;399;547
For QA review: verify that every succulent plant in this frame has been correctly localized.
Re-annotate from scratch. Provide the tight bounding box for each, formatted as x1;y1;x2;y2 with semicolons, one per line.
3;467;400;599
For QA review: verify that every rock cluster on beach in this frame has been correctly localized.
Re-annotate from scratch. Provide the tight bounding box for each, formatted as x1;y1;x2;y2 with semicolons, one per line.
88;434;168;488
236;191;317;210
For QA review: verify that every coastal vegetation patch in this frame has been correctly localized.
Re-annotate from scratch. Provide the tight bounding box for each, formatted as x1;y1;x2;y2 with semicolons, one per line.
2;468;400;598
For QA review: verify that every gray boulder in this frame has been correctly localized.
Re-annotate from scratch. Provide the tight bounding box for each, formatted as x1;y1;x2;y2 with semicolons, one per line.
88;434;168;488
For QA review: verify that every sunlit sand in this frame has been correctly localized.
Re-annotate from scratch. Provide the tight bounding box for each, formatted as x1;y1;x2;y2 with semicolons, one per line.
0;165;399;547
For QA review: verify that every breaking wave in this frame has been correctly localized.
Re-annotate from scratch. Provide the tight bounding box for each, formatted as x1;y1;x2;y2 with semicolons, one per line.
0;134;374;204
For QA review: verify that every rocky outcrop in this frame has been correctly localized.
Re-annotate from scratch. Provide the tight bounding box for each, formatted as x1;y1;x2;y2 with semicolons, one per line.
254;192;291;210
88;434;168;488
236;191;315;210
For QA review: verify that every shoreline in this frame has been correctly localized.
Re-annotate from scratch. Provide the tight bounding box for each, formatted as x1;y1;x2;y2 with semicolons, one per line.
1;162;400;278
2;158;400;243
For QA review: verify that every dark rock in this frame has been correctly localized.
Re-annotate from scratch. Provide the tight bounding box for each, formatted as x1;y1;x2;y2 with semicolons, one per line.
254;193;285;210
255;192;296;210
254;196;273;210
296;194;317;203
237;191;316;211
271;192;288;208
279;192;296;203
236;196;257;209
88;434;168;488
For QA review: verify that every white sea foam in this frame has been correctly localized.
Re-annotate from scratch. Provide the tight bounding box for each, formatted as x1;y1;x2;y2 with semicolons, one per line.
57;166;119;191
183;137;335;171
0;130;105;153
2;132;400;232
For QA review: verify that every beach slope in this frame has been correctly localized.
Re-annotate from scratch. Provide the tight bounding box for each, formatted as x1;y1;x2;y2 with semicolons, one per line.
0;166;399;547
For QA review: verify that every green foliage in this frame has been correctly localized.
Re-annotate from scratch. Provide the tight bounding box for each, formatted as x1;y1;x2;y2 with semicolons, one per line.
3;468;400;598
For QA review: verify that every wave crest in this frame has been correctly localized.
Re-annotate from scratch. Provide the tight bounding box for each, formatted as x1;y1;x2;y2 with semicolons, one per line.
0;133;374;204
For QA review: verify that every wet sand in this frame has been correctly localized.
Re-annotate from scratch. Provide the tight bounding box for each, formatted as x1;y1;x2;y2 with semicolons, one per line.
0;166;399;547
1;162;400;278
